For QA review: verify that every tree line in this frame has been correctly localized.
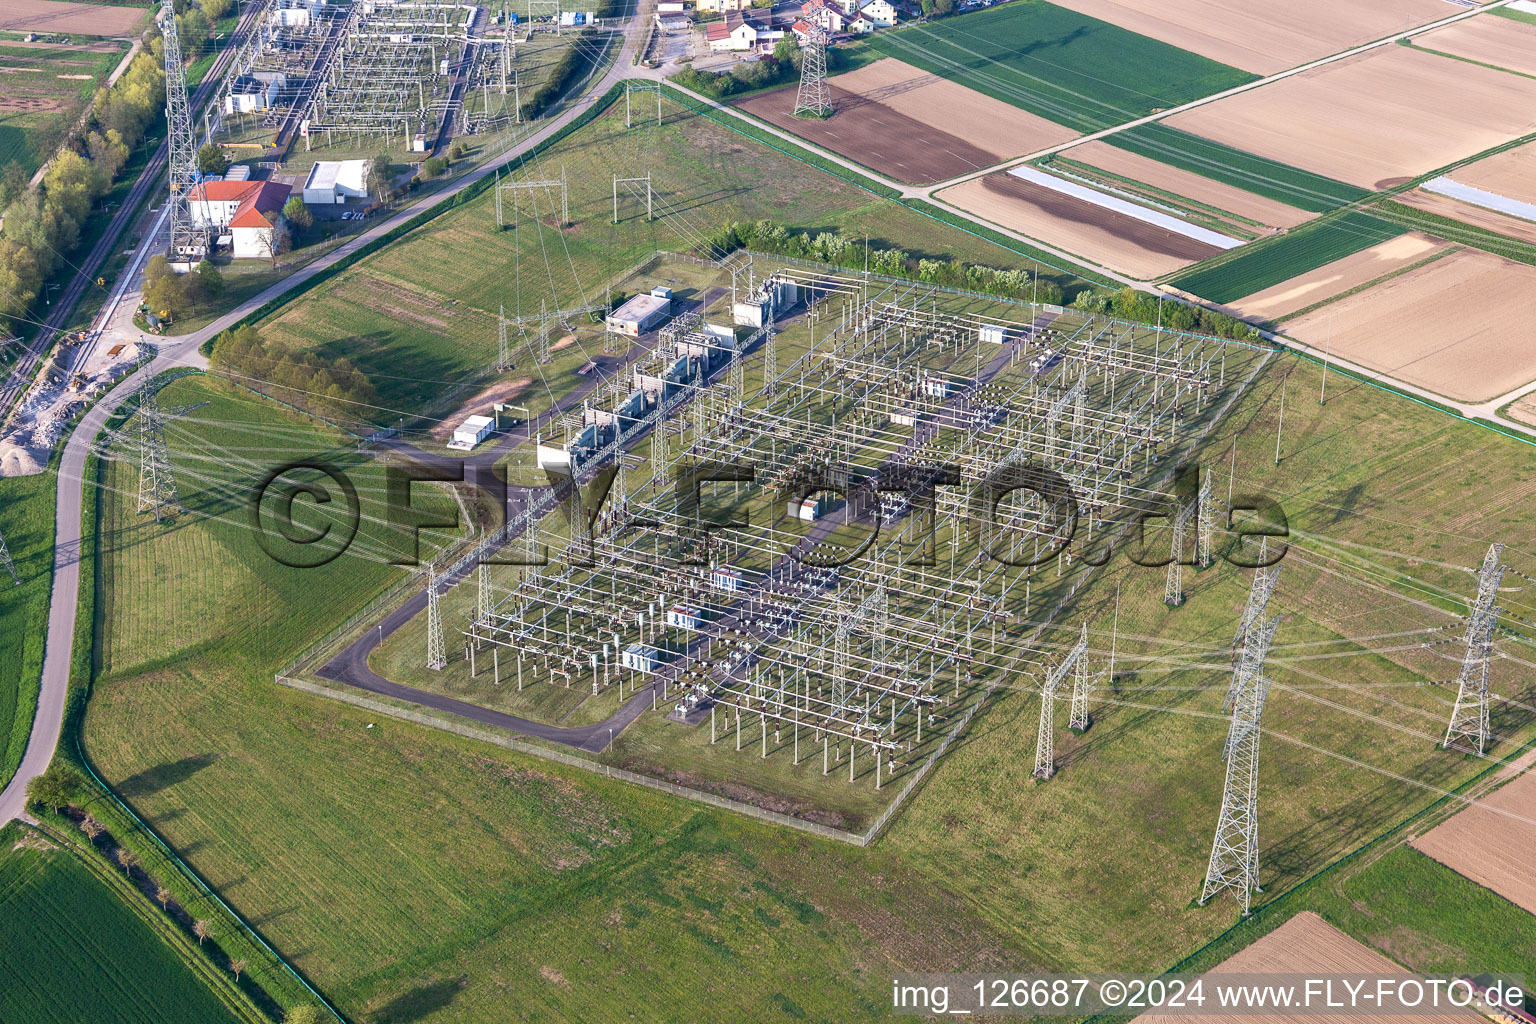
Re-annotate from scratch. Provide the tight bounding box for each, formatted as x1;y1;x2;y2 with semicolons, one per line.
704;220;1265;340
1073;287;1263;341
673;38;816;101
0;25;168;330
703;219;1068;305
210;323;379;423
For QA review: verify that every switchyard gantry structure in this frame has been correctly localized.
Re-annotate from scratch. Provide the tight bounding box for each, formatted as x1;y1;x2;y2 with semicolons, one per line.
446;252;1268;793
300;0;474;150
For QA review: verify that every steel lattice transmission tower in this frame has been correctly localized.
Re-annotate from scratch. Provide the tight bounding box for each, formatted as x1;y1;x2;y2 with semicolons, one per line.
0;526;18;585
159;0;201;260
426;562;447;670
1201;612;1280;915
1195;472;1216;569
1443;543;1505;754
1034;626;1089;779
135;377;182;521
793;11;833;119
1068;623;1093;731
1224;561;1281;711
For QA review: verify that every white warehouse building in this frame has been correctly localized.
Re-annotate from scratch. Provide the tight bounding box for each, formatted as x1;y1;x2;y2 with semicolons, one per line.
448;415;494;450
302;159;371;205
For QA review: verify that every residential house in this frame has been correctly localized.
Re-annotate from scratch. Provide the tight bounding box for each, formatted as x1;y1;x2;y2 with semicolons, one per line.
696;0;748;13
799;0;847;32
706;12;781;51
859;0;898;26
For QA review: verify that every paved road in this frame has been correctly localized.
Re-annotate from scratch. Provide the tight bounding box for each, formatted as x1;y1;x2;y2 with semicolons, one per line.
0;10;652;825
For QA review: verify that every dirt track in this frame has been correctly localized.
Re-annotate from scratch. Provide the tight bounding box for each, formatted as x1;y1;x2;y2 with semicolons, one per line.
1045;0;1453;74
1285;248;1536;402
731;58;1075;185
1136;912;1477;1024
0;0;146;36
1412;767;1536;915
1169;45;1536;189
939;172;1220;280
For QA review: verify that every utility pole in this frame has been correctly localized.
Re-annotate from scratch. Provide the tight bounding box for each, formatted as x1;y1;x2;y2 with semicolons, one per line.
1274;373;1287;465
1443;544;1505;755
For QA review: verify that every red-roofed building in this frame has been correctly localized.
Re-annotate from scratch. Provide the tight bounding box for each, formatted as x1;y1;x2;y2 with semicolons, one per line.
188;179;292;259
705;11;782;50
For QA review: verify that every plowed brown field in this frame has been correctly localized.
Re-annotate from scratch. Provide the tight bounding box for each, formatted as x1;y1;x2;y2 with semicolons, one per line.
1394;189;1536;246
731;58;1076;185
1444;139;1536;208
1411;768;1536;915
1227;233;1447;321
1416;14;1536;79
1063;141;1314;233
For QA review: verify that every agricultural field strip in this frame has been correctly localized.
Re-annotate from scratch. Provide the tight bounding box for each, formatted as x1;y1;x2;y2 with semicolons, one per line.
866;2;1259;134
1423;176;1536;224
1042;153;1275;236
1009;165;1244;249
883;0;1520;195
1169;212;1407;303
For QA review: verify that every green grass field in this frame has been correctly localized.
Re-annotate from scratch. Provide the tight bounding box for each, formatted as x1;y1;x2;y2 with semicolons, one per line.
0;467;57;792
865;1;1256;134
0;829;242;1024
1315;845;1536;981
93;373;462;679
0;41;129;176
1170;212;1406;302
1103;124;1370;214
